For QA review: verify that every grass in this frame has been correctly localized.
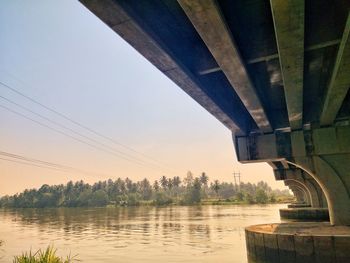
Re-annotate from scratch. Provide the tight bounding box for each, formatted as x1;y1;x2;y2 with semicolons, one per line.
13;245;77;263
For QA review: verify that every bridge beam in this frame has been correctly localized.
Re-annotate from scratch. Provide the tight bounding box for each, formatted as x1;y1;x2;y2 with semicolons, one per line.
79;0;247;134
320;13;350;126
178;0;272;133
270;0;304;130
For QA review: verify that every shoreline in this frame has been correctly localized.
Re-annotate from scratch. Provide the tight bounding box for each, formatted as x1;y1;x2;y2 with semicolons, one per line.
0;199;292;209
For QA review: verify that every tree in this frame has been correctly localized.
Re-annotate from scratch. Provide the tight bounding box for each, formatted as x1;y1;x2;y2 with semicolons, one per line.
0;177;292;208
139;178;152;200
153;180;160;192
77;189;92;206
199;172;209;186
167;178;173;190
183;177;201;204
244;193;255;204
255;189;268;204
125;178;133;192
212;180;220;198
126;193;141;206
183;171;194;187
235;191;244;201
172;176;181;188
153;192;173;206
160;176;168;190
269;193;277;203
89;190;108;207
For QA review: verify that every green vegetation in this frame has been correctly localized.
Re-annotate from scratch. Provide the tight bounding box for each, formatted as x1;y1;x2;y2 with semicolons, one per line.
0;172;292;208
13;245;76;263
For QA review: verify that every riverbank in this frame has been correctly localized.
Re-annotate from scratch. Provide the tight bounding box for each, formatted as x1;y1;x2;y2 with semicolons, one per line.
130;196;293;207
0;196;294;209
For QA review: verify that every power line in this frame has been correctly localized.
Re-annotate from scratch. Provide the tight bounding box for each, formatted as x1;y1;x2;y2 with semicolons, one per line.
0;94;169;171
0;151;100;175
0;157;69;173
0;151;112;178
0;103;163;171
0;78;174;171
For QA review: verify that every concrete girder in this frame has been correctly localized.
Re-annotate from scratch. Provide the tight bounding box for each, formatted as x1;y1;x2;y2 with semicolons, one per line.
79;0;248;134
270;0;304;130
235;125;350;225
274;168;327;208
285;181;311;206
320;12;350;126
178;0;272;133
198;39;341;74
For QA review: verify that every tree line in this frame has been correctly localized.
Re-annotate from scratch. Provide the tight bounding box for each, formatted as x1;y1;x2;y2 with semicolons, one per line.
0;172;291;208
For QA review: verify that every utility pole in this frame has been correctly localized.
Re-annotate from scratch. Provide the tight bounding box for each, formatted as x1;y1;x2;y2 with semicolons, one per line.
233;171;241;192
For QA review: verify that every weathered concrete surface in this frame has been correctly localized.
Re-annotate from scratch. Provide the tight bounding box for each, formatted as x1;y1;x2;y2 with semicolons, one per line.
275;168;327;208
236;125;350;225
280;208;329;221
178;0;272;133
246;222;350;263
285;180;311;206
270;0;304;130
288;203;311;208
288;187;308;204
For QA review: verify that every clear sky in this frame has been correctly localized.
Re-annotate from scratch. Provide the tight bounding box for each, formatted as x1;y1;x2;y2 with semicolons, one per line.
0;0;286;195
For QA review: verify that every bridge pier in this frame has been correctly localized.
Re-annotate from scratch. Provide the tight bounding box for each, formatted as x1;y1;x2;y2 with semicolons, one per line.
284;180;312;206
274;168;329;221
274;168;327;208
236;126;350;262
293;154;350;226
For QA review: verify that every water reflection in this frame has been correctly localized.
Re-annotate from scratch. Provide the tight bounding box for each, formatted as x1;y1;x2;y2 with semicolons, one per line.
0;204;284;263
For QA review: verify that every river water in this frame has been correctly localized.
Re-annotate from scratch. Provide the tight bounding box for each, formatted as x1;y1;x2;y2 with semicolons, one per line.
0;204;285;262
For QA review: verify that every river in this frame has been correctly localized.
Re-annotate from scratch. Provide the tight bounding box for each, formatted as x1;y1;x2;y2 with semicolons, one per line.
0;204;285;262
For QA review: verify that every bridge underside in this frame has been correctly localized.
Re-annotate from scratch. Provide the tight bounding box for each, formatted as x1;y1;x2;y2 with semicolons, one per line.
80;0;350;226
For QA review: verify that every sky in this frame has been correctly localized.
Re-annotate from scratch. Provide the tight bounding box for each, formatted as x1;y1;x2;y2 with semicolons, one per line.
0;0;286;195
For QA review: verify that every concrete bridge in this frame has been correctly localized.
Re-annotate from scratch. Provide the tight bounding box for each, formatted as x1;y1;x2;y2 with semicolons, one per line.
80;0;350;261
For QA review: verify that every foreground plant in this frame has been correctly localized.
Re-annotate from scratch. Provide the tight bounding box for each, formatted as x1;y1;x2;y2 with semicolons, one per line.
13;245;77;263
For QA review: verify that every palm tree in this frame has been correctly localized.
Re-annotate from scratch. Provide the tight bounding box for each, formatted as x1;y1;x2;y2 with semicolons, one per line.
199;172;209;186
212;180;220;198
183;171;194;187
160;176;168;190
167;178;173;190
153;180;160;192
172;176;181;188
